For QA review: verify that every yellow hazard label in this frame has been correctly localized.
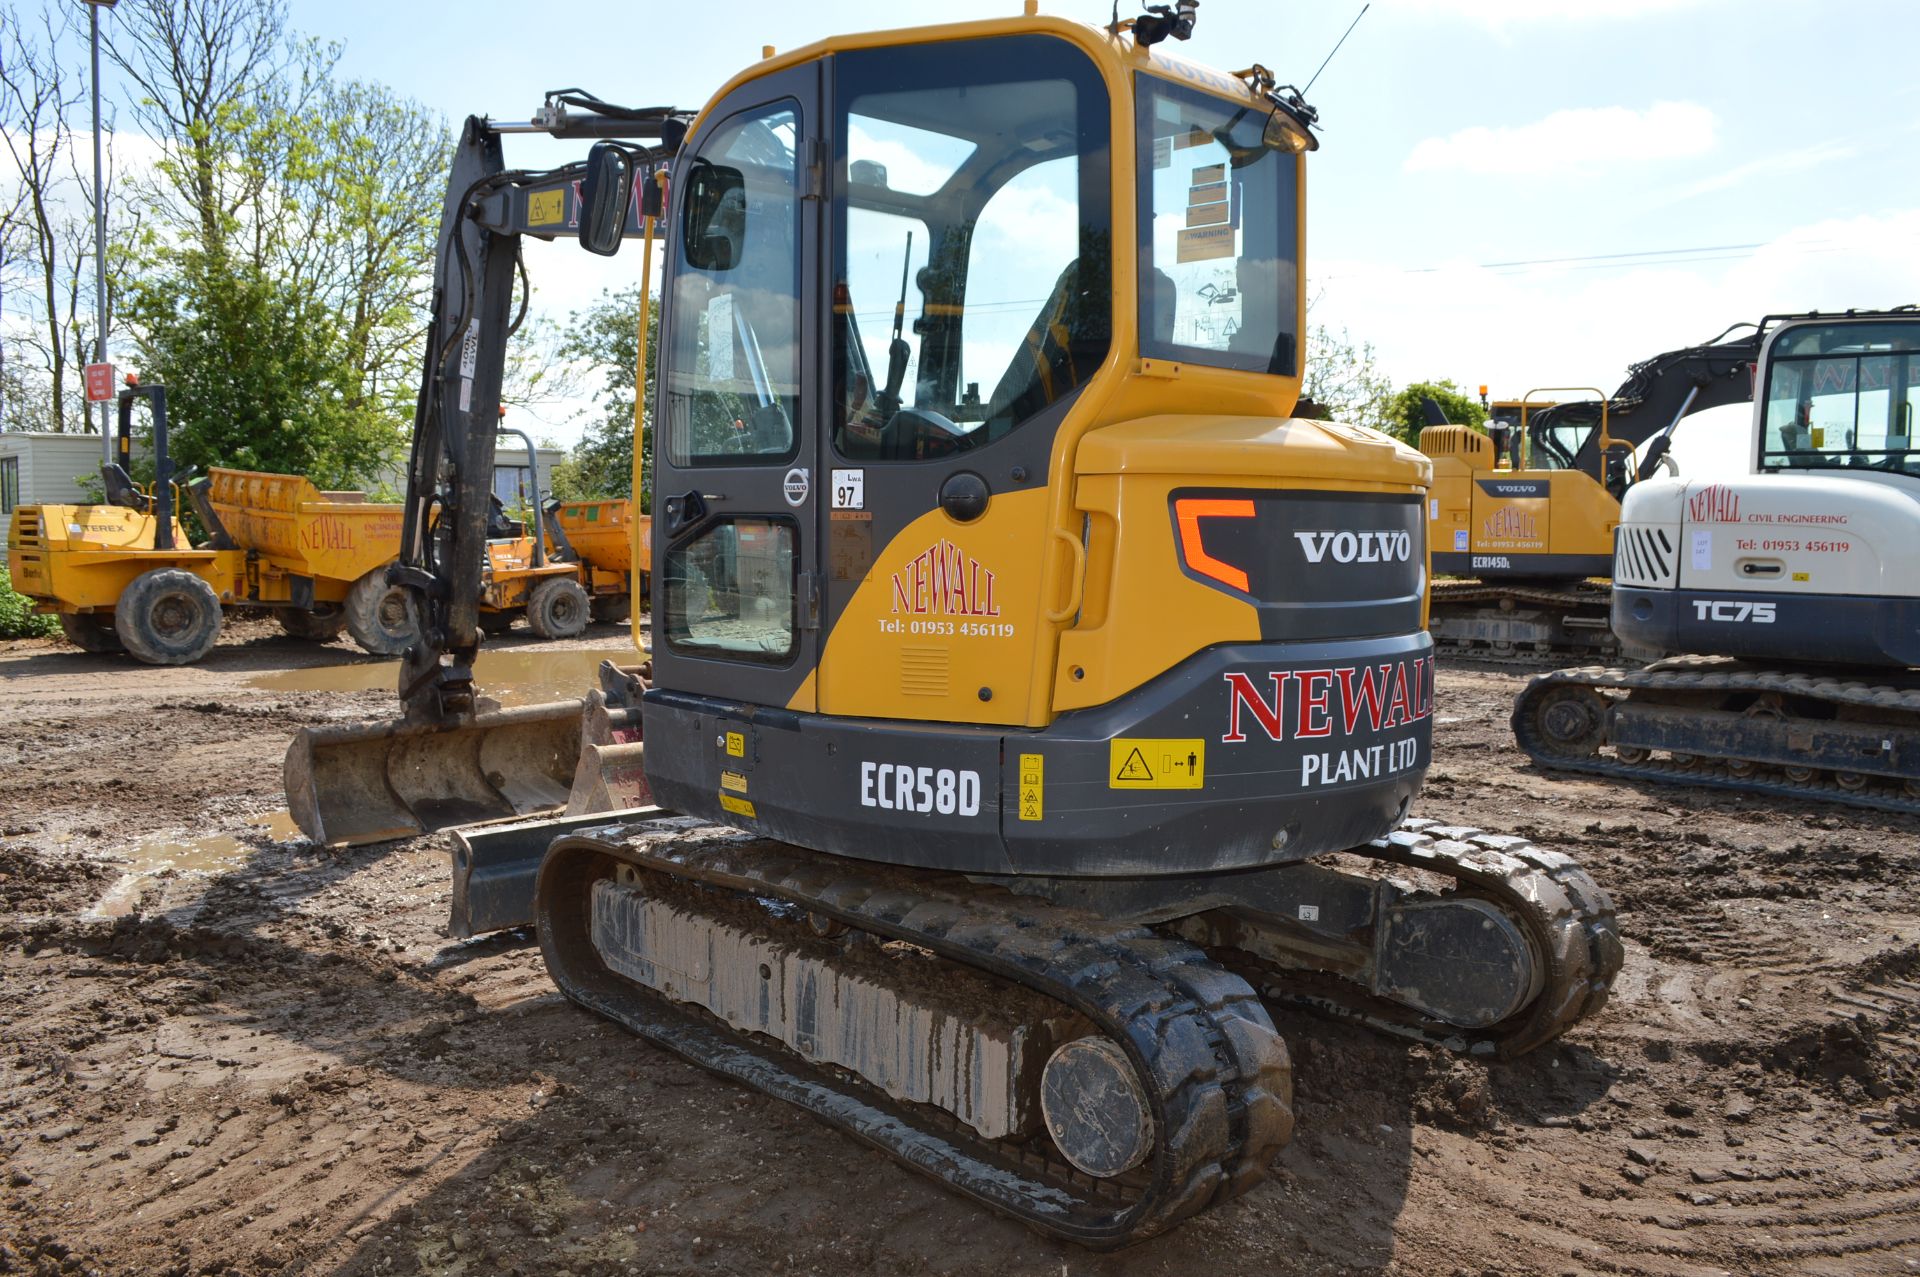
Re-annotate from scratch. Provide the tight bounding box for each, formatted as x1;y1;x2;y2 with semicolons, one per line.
725;731;745;758
1109;738;1205;789
721;770;749;793
1792;571;1810;582
718;792;756;818
528;188;566;227
1018;752;1044;822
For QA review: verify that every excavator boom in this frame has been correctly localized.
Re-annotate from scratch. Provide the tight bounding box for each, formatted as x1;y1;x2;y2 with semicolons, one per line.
285;99;686;846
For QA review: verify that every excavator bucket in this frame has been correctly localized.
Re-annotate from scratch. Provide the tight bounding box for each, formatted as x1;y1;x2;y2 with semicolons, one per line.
284;700;586;847
283;661;652;850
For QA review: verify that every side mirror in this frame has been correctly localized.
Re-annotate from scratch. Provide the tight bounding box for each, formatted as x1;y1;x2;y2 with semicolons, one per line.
578;142;633;257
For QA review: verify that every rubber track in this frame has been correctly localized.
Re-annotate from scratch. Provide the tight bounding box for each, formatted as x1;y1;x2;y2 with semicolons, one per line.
1241;818;1624;1058
1513;658;1920;816
533;825;1295;1248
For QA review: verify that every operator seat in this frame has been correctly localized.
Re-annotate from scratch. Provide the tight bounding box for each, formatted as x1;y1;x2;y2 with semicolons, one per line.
983;257;1111;428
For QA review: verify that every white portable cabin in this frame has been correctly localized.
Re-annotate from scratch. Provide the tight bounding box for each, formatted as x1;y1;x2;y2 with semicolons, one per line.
0;433;112;563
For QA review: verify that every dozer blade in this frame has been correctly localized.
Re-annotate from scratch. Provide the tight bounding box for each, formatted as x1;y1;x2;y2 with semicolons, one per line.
284;699;586;847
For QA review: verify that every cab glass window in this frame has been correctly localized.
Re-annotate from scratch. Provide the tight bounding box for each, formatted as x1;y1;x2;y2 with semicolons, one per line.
662;518;796;662
665;103;802;467
1136;76;1300;375
832;35;1111;461
1760;322;1920;476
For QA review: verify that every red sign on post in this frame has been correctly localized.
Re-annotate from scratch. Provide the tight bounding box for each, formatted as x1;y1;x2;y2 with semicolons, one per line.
84;362;116;403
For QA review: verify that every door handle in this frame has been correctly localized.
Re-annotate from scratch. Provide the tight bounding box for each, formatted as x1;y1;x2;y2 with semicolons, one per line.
663;490;708;535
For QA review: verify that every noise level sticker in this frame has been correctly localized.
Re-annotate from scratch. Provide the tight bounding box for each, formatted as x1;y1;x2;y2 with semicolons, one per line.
1109;738;1205;790
1018;753;1044;822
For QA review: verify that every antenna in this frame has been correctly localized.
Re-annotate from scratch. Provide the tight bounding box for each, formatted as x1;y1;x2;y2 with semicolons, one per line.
1303;3;1368;97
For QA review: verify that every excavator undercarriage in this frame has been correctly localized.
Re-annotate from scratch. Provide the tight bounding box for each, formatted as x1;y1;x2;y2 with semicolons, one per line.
531;812;1616;1244
1514;659;1920;816
1428;578;1622;663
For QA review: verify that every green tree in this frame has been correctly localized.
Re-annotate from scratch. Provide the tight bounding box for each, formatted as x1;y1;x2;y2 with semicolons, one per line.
1384;379;1487;443
1301;323;1393;435
0;2;112;435
555;287;659;508
104;0;447;487
122;250;399;488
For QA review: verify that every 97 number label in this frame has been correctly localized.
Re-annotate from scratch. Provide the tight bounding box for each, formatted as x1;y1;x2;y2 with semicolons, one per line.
831;468;864;510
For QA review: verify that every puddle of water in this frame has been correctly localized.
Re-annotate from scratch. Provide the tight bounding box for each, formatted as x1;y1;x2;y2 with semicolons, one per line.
251;810;304;842
88;877;143;920
86;832;253;921
127;834;249;875
248;646;639;708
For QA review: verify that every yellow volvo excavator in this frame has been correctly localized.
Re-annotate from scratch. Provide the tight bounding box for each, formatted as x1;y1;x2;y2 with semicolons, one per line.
1420;332;1761;660
283;6;1620;1246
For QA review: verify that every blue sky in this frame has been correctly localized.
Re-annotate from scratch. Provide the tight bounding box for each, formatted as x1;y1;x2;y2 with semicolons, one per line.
143;0;1920;436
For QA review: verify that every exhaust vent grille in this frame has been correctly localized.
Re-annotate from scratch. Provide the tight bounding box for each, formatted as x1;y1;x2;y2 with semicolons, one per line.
12;511;42;548
900;646;950;697
1615;525;1676;587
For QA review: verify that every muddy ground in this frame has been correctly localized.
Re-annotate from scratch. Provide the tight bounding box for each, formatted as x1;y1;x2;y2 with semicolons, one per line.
1;620;1916;1277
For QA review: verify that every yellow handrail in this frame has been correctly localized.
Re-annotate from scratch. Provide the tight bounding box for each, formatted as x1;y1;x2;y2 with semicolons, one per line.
1521;386;1609;469
628;168;667;654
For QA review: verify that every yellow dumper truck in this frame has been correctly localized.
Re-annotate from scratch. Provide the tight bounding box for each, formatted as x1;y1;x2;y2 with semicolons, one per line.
6;383;414;664
475;430;650;638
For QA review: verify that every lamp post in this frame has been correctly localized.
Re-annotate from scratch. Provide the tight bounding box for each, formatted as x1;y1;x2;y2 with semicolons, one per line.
81;0;117;462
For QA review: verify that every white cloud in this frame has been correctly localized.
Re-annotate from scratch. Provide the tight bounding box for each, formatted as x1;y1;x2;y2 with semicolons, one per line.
1405;101;1717;178
1309;208;1920;413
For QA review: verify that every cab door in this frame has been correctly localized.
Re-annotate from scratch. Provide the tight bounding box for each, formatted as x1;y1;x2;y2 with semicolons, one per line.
651;66;822;713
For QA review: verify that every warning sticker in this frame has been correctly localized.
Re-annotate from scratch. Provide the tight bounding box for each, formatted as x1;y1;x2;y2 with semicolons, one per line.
528;188;566;227
1018;752;1044;822
725;731;745;758
1176;224;1235;263
718;792;756;818
721;770;749;793
1108;738;1205;790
